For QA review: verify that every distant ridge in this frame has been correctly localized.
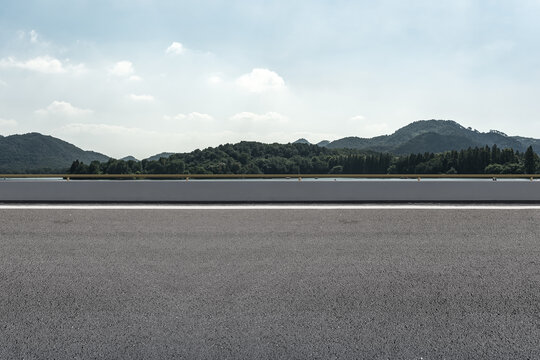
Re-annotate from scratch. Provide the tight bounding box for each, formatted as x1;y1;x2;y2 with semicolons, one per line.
303;120;540;154
0;132;109;173
293;138;311;144
316;140;330;147
120;156;139;161
3;120;540;173
145;152;175;161
293;139;331;147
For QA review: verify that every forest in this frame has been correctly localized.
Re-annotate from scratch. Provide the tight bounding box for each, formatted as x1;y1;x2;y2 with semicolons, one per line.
68;142;540;175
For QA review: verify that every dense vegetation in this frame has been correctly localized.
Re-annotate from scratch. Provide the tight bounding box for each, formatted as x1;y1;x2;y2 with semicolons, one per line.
69;142;540;175
3;121;540;174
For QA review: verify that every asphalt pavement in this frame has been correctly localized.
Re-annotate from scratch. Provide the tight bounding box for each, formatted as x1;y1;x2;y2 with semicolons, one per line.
1;207;539;359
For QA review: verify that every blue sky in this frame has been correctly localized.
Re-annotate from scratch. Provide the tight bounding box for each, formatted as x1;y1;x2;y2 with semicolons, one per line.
1;0;540;158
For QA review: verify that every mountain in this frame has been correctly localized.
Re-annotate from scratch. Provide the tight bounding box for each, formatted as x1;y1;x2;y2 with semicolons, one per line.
392;133;478;154
293;138;311;144
294;139;330;147
316;140;330;147
120;156;139;161
145;152;175;161
325;120;540;154
512;136;540;151
2;120;539;173
0;132;109;173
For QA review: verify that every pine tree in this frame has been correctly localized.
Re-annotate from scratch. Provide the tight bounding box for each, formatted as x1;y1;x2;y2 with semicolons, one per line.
524;146;536;174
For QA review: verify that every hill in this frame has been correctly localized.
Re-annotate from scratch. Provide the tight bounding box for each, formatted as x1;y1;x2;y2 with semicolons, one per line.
316;140;330;147
324;120;539;153
120;156;139;161
145;152;175;161
2;120;539;173
0;133;109;173
392;133;479;155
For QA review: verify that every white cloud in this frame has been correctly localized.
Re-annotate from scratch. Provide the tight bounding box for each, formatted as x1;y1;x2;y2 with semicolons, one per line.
0;79;6;86
0;118;17;128
58;123;147;136
17;30;46;45
35;101;93;116
207;75;223;84
128;94;155;102
350;115;366;121
109;61;143;80
29;30;39;43
66;63;87;75
166;42;184;55
236;68;286;93
188;112;213;121
0;56;86;74
230;111;288;124
164;112;214;122
110;61;135;77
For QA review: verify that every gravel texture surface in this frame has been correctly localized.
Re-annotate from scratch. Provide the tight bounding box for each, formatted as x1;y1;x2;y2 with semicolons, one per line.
1;208;539;359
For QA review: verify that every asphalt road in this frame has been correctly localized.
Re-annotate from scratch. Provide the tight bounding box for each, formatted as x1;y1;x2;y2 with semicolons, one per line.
1;207;539;359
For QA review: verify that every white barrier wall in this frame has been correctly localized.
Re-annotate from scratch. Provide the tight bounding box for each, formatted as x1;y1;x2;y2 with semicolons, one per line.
1;180;540;202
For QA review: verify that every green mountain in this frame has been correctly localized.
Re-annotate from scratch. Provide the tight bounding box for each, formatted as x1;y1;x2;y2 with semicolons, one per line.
325;120;539;154
316;140;330;147
392;133;477;154
0;132;109;173
293;138;311;144
2;120;539;173
120;156;139;161
145;152;175;161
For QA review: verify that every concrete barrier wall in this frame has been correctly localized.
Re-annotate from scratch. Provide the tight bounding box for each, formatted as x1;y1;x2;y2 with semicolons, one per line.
1;180;540;202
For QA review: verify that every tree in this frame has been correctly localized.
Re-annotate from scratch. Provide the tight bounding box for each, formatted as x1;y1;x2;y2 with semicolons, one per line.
88;161;101;174
69;160;81;173
329;165;343;174
524;146;536;174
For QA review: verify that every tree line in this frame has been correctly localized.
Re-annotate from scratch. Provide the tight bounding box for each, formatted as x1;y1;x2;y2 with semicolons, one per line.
69;142;540;175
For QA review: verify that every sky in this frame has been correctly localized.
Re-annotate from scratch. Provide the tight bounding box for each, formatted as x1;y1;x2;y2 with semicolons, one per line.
1;0;540;158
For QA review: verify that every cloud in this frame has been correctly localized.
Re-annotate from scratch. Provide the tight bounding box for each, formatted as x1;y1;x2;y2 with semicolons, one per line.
188;112;213;121
35;101;92;116
236;68;286;93
164;112;214;122
109;61;143;81
128;94;155;102
58;123;148;136
207;75;223;84
0;56;86;74
350;115;366;121
166;42;184;55
109;61;135;77
230;111;288;124
17;30;47;45
0;118;17;128
29;30;39;43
